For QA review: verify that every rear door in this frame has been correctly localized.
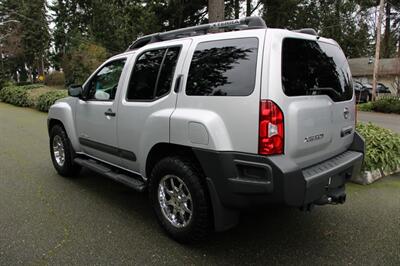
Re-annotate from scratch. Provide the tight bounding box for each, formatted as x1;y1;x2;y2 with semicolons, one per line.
117;39;192;174
264;31;355;168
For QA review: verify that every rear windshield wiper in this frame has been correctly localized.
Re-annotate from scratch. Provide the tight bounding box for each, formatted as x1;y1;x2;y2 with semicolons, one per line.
308;87;341;97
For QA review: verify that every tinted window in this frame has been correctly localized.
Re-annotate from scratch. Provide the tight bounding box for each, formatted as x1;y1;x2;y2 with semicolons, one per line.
156;47;180;97
127;47;180;100
186;38;258;96
127;49;165;100
86;59;126;100
282;38;353;102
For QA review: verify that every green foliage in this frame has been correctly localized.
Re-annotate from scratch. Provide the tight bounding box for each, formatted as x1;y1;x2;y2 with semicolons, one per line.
357;123;400;172
0;71;6;91
0;85;33;107
261;0;373;57
36;90;68;112
62;42;108;85
45;71;65;86
18;84;44;90
358;97;400;114
357;102;373;112
1;0;50;80
371;96;400;114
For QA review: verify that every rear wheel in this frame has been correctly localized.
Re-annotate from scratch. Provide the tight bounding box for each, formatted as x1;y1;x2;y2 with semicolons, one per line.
149;156;212;243
49;124;81;177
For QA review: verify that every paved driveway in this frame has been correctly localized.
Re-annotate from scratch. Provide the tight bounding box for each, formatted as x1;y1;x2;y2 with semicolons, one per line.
1;102;400;265
358;111;400;133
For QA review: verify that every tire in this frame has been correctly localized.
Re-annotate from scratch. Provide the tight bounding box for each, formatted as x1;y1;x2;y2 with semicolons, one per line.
149;156;212;243
49;124;81;177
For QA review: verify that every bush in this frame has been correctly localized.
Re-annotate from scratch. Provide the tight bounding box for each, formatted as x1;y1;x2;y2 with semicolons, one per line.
357;123;400;172
370;96;400;114
359;96;400;114
16;81;32;86
357;102;373;111
36;90;68;112
18;84;44;90
0;86;33;107
45;71;65;86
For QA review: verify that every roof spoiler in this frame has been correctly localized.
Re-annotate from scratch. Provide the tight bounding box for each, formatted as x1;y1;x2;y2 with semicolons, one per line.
293;28;318;36
127;16;267;51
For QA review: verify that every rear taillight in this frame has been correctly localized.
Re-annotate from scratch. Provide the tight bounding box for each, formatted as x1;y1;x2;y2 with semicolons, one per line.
259;100;284;155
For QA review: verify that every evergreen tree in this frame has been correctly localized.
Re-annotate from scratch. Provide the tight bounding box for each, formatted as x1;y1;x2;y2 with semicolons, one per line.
261;0;372;58
19;0;50;78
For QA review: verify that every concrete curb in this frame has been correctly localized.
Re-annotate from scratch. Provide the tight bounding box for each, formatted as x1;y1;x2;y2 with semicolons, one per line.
351;167;400;185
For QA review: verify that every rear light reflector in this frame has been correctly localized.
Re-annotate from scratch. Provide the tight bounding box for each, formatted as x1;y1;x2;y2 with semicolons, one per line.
259;100;284;155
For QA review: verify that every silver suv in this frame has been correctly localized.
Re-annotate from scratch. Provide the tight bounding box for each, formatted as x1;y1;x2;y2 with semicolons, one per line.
47;17;365;243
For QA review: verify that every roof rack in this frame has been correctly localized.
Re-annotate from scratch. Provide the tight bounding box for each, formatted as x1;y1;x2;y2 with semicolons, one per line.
127;16;267;51
293;28;318;36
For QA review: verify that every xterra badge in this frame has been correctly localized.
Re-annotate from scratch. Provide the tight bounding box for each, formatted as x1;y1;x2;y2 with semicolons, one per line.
304;133;324;143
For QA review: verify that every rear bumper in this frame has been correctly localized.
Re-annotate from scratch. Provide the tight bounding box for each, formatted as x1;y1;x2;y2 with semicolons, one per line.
193;132;365;231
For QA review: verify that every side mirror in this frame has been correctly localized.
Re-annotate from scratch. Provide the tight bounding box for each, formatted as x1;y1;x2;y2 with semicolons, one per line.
68;85;83;98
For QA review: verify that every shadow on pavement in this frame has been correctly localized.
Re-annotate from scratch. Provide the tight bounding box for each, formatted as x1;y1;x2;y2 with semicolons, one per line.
69;168;341;263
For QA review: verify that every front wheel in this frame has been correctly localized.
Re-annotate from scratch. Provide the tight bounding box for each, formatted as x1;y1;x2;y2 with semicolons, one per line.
149;156;212;243
49;124;81;177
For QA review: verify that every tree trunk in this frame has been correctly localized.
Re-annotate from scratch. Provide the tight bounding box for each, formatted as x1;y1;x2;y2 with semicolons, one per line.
246;0;251;16
209;0;225;23
372;0;385;102
234;0;240;19
382;2;391;58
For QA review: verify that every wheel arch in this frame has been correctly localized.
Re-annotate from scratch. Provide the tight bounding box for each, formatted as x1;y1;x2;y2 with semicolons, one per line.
145;142;239;232
145;143;201;180
47;101;81;152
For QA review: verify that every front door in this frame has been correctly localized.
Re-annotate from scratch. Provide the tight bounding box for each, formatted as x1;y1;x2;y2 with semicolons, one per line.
75;58;127;166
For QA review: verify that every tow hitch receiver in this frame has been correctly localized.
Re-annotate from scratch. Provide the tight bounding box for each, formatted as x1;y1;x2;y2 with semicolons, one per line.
301;186;346;211
315;186;346;205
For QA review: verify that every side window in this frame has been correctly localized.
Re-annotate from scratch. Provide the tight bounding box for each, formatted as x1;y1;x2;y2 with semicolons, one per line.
186;38;258;96
156;47;181;97
126;46;181;100
86;59;126;101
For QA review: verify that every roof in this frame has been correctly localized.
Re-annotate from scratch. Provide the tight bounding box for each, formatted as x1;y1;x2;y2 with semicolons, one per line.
125;16;321;51
348;57;400;77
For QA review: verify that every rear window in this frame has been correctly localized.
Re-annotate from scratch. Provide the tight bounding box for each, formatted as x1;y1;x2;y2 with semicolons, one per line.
282;38;353;102
186;38;258;96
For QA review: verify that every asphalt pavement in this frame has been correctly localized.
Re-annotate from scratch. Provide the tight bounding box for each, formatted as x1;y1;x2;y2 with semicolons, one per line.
358;111;400;133
1;102;400;265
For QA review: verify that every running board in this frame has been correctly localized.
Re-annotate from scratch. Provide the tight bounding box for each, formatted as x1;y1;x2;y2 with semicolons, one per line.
74;157;146;192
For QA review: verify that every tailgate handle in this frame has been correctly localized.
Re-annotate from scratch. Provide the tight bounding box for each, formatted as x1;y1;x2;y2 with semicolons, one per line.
341;126;353;137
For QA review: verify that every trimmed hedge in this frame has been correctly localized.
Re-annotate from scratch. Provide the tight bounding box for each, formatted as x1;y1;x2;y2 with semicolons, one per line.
18;84;44;90
357;123;400;172
0;86;33;107
358;96;400;114
36;90;68;112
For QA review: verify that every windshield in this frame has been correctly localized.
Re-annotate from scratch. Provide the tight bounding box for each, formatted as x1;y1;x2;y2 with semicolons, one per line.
281;38;353;102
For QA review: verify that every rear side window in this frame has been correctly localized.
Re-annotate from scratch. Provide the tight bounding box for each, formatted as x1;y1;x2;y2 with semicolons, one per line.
281;38;353;102
186;38;258;96
126;46;180;100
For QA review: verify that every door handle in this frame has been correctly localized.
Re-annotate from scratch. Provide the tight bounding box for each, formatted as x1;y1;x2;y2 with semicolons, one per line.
341;126;353;137
174;74;183;93
104;109;116;117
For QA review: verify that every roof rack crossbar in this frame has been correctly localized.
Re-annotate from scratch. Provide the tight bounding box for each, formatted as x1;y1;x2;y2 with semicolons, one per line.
127;16;266;50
